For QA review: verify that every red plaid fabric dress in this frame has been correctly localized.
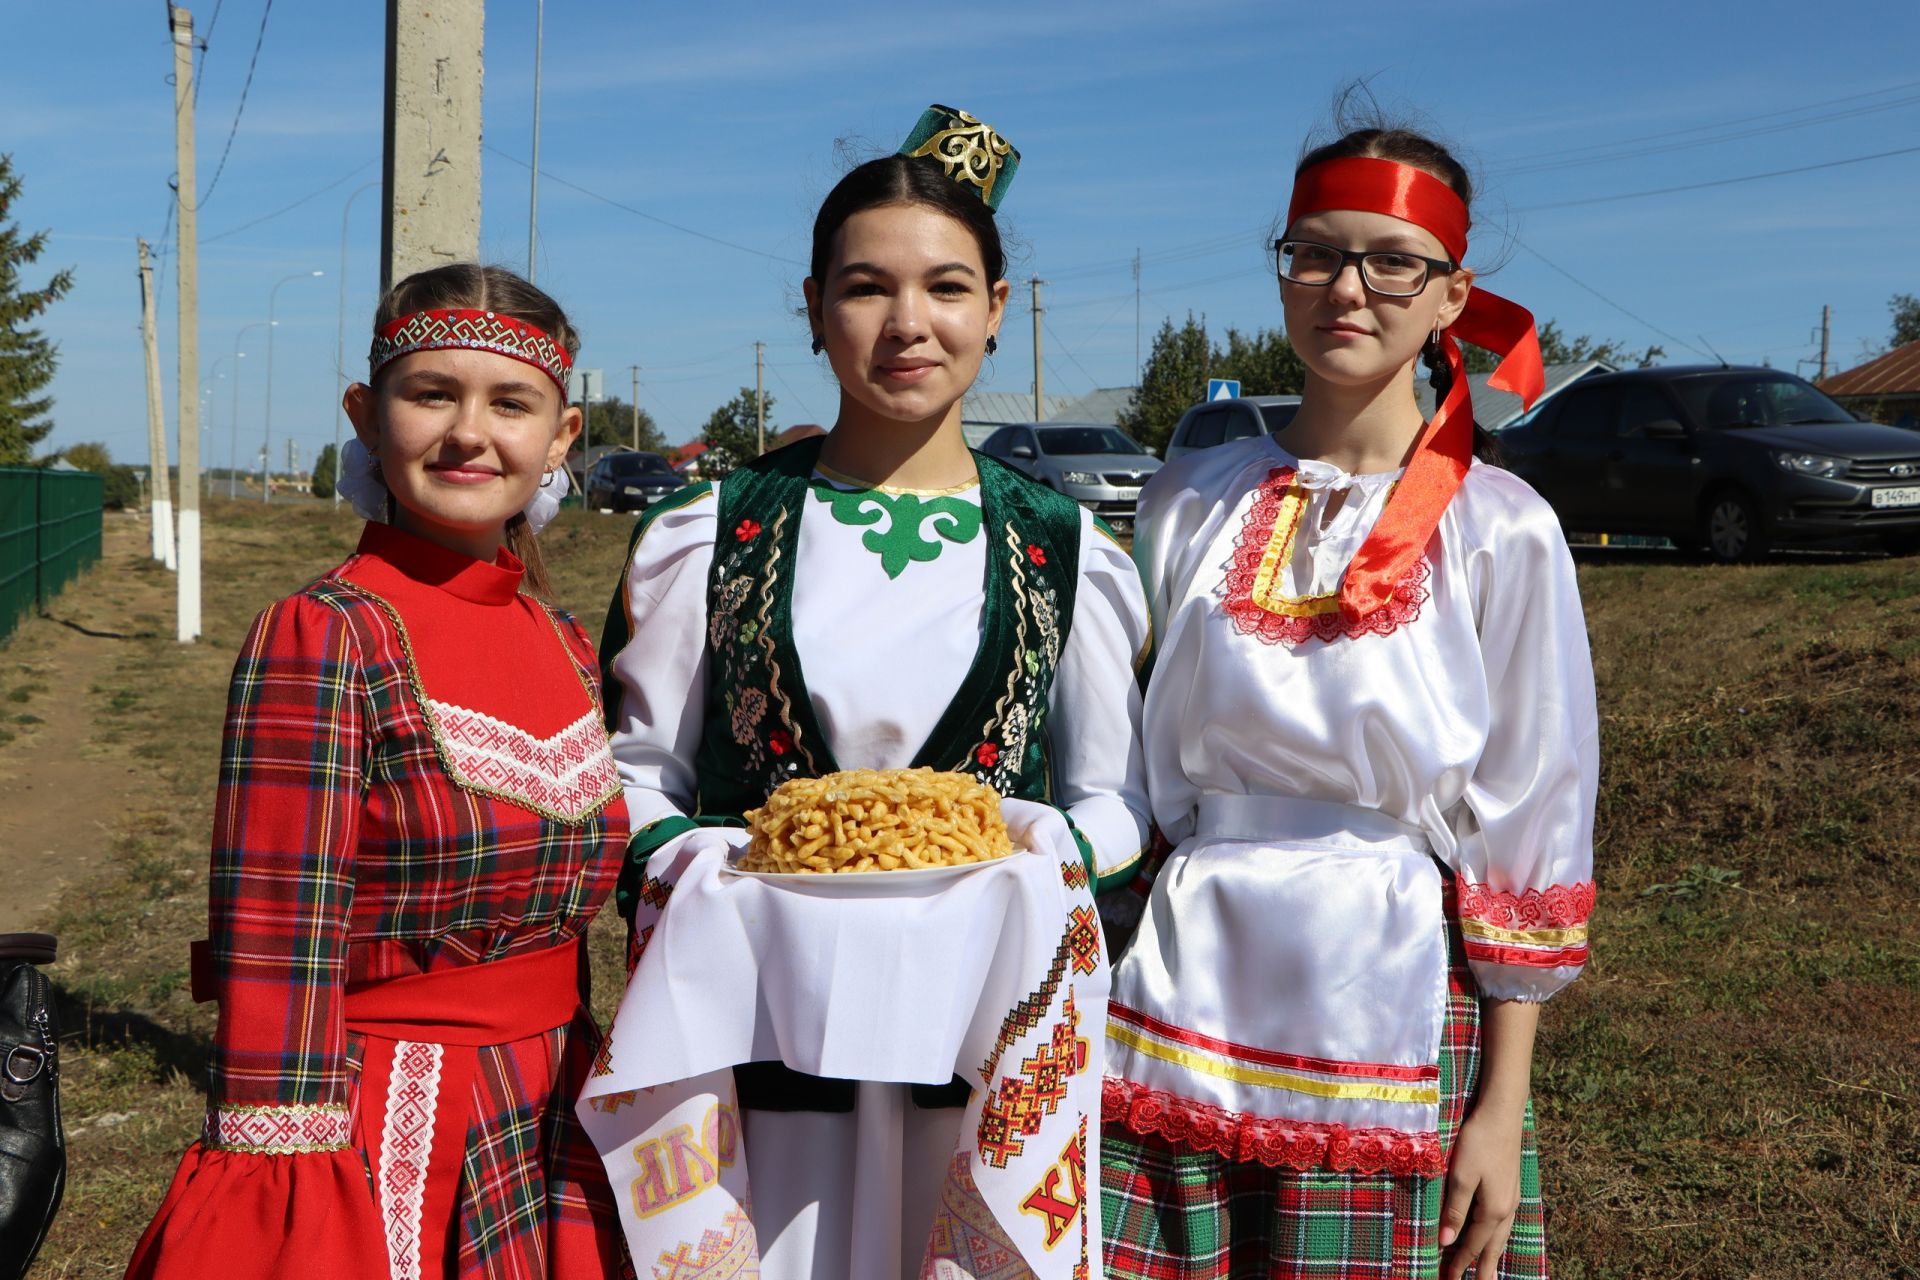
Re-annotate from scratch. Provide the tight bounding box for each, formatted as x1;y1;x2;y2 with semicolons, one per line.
128;524;629;1280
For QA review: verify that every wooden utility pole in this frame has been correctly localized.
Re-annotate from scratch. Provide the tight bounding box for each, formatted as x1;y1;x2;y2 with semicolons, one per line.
754;342;766;455
170;6;202;642
381;0;483;292
630;364;641;450
1031;277;1046;421
1819;305;1831;381
137;239;175;570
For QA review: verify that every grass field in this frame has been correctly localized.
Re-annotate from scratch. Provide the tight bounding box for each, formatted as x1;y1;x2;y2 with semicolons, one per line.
5;497;1916;1277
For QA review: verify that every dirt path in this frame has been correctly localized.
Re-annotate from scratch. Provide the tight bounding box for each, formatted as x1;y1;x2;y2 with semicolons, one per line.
0;516;174;932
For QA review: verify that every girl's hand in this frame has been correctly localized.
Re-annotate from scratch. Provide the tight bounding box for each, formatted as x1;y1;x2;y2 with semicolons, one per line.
1438;1102;1524;1279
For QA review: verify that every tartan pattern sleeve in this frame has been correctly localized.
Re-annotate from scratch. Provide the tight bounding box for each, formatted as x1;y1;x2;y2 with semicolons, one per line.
205;592;368;1112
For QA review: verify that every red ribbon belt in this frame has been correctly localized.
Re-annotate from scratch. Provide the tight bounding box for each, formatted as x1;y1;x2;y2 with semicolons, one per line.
191;937;586;1278
1286;155;1546;618
347;939;585;1280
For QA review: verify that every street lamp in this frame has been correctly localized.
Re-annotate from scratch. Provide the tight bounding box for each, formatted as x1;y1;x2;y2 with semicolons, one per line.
230;321;270;498
263;269;325;504
333;180;379;509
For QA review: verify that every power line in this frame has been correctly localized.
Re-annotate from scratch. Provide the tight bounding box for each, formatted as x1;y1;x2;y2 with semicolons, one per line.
485;145;805;267
1511;238;1711;361
1042;317;1104;393
764;358;826;426
1512;143;1920;212
191;0;226;107
1487;78;1920;169
204;159;375;242
195;0;275;210
1491;92;1920;178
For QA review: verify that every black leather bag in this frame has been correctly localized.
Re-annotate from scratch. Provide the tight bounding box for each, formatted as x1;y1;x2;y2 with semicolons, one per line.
0;933;62;1280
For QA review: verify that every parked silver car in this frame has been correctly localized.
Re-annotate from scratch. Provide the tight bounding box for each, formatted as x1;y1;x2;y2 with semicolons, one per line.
977;422;1162;529
1164;395;1302;462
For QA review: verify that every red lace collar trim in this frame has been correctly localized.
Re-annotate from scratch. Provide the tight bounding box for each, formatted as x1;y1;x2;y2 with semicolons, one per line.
1221;465;1430;646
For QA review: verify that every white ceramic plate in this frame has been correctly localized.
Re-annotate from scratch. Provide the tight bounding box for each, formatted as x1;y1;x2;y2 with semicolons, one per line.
720;845;1023;891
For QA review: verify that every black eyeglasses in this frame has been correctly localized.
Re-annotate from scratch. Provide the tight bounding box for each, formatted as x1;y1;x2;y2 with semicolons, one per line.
1275;240;1456;298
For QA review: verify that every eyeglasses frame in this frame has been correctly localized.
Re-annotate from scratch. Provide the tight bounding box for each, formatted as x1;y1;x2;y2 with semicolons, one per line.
1273;238;1458;299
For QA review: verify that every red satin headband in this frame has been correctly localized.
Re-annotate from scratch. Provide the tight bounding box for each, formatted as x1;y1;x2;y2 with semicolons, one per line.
1287;155;1470;263
1284;155;1546;620
369;308;574;394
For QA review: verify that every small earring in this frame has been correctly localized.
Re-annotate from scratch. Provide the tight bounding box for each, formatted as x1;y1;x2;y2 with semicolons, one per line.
985;335;999;356
540;468;557;488
810;334;825;355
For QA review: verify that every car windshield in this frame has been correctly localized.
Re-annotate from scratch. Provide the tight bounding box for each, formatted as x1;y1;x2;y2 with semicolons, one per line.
1678;375;1855;430
1036;426;1143;456
607;453;673;475
1256;402;1300;432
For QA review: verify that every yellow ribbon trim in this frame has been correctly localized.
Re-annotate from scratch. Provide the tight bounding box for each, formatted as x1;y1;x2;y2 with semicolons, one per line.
1459;919;1590;947
1107;1023;1439;1105
1248;486;1345;617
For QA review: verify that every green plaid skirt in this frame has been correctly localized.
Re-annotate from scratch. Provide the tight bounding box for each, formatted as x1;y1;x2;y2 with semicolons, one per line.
1100;962;1548;1280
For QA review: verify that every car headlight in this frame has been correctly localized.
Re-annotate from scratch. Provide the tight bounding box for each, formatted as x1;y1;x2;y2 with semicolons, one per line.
1773;452;1847;479
1060;471;1100;486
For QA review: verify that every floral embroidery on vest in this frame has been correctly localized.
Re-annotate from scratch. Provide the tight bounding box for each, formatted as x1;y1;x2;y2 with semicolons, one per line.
1222;465;1430;646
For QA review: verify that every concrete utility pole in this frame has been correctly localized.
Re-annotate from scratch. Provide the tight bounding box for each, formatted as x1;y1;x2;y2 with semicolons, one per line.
263;271;324;503
630;364;641;450
137;239;176;569
170;6;202;641
335;180;379;509
527;0;544;282
381;0;483;292
1133;249;1142;382
754;342;766;455
1030;277;1046;421
1819;305;1832;381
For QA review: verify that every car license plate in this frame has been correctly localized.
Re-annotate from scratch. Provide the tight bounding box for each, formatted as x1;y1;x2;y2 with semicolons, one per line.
1871;486;1920;509
1112;487;1139;501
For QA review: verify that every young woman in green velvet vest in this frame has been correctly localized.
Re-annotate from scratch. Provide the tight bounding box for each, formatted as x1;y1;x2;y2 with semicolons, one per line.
595;108;1150;1278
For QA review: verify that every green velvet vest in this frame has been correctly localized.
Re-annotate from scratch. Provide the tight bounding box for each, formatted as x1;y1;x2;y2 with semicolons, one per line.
694;436;1083;820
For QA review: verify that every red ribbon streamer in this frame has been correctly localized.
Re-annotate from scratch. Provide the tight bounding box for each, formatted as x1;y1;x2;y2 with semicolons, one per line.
1283;156;1545;619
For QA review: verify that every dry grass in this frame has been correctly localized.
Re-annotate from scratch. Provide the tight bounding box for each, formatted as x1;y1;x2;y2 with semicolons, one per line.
6;505;1916;1276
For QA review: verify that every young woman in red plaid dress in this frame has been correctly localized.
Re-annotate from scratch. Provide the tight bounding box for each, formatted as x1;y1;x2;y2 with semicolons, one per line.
127;266;629;1280
1101;110;1598;1280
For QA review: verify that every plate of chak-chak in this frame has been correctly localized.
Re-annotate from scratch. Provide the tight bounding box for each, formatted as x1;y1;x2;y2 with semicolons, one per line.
726;767;1020;888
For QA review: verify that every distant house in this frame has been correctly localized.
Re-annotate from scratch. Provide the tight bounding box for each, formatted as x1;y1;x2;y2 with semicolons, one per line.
1819;341;1920;430
668;441;709;477
771;424;827;449
1415;359;1615;431
960;387;1141;447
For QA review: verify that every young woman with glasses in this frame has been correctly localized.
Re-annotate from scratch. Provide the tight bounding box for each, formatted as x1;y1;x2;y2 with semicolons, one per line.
1100;112;1599;1280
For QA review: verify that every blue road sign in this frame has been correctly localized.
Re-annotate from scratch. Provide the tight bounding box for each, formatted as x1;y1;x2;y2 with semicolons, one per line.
1207;378;1241;402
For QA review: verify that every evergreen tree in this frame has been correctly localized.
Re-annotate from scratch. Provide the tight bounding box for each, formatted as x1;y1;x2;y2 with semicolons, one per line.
699;386;774;477
311;443;338;499
1118;315;1211;456
1213;327;1307;398
0;155;75;465
582;395;666;454
1890;293;1920;349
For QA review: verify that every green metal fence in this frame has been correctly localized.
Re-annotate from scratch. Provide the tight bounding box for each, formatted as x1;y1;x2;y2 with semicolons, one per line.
1;467;105;645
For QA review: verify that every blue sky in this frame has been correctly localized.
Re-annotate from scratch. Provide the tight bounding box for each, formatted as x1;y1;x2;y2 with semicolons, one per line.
9;0;1920;468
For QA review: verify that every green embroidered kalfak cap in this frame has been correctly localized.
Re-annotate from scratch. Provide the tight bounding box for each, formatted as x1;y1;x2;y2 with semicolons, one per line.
899;104;1021;212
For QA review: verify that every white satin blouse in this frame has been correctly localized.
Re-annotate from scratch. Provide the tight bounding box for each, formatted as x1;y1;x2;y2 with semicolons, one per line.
1104;434;1598;1163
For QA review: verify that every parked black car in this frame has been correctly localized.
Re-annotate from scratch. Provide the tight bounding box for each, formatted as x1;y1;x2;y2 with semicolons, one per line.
1499;366;1920;561
584;450;686;513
